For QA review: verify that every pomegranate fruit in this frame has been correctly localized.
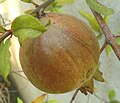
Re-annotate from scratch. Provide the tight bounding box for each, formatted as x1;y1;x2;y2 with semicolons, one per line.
20;13;104;94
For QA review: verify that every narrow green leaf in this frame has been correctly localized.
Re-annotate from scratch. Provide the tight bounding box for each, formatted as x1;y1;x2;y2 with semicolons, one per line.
86;0;114;15
42;99;58;103
116;37;120;46
110;101;120;103
11;14;47;44
0;0;6;3
79;10;100;32
41;0;75;5
53;5;63;13
24;9;34;14
0;25;5;33
105;45;112;56
57;0;76;5
21;0;32;3
104;16;109;24
108;89;115;101
17;97;24;103
0;39;11;80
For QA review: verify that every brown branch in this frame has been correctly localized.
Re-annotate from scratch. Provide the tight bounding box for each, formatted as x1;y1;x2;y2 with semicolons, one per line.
70;2;120;103
91;10;120;60
0;31;12;43
69;88;80;103
114;35;120;38
100;41;108;54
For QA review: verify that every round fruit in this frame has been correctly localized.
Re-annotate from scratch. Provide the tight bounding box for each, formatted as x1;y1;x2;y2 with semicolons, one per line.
20;13;100;94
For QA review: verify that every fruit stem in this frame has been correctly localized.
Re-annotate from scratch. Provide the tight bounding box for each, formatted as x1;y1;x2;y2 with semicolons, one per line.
30;0;55;15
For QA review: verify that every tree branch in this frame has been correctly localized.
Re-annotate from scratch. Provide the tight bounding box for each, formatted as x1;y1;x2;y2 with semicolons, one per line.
100;41;108;54
91;10;120;60
114;34;120;38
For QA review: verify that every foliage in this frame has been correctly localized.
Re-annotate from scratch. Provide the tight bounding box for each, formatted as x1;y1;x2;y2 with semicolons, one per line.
17;97;24;103
86;0;114;15
0;25;5;33
11;14;46;44
32;94;58;103
21;0;32;3
0;39;11;81
0;0;120;103
105;44;112;56
105;37;120;56
0;0;6;3
108;89;120;103
41;0;75;5
79;10;101;33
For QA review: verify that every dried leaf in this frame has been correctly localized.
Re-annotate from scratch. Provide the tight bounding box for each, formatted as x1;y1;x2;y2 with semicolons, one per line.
80;79;94;95
93;69;104;82
32;94;47;103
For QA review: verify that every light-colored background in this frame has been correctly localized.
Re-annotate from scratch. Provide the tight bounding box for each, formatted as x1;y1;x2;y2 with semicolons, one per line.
0;0;120;103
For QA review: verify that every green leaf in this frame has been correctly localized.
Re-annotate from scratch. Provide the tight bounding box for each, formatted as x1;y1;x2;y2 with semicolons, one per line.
21;0;32;3
53;5;63;12
17;97;24;103
57;0;76;5
24;9;34;14
104;16;109;24
86;0;114;15
110;101;120;103
108;89;115;101
105;44;112;56
0;39;11;80
116;37;120;45
0;25;5;33
11;14;46;44
0;0;6;3
79;10;100;32
42;99;58;103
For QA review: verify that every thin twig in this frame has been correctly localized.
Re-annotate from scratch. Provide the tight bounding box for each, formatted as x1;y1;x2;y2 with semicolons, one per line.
91;10;120;60
69;88;80;103
100;41;108;54
30;0;55;15
0;31;12;43
0;14;5;26
113;35;120;38
10;71;28;81
94;93;108;103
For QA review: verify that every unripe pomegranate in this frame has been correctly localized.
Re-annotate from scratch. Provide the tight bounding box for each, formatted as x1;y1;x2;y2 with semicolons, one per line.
20;13;103;94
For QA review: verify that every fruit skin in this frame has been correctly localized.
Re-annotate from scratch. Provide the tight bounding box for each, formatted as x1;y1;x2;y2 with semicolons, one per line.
20;13;100;94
